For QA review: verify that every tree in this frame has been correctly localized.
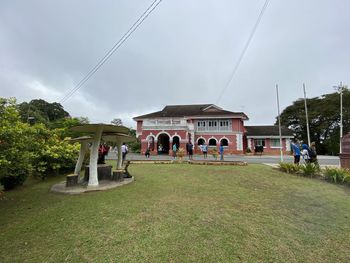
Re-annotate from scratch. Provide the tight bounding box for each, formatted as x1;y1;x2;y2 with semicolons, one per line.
128;128;141;153
277;88;350;155
111;118;123;126
0;98;32;189
18;99;70;125
0;97;81;189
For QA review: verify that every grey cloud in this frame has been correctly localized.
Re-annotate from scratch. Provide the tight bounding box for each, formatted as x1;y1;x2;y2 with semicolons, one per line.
1;0;349;127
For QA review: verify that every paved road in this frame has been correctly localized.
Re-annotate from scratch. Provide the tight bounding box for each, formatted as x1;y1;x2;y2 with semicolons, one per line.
106;152;340;166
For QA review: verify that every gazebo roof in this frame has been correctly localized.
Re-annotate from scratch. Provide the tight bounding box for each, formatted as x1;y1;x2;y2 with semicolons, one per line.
70;123;129;134
66;136;93;142
102;133;136;143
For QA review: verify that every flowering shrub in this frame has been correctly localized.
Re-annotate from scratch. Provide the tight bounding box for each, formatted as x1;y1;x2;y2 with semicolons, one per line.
0;98;80;189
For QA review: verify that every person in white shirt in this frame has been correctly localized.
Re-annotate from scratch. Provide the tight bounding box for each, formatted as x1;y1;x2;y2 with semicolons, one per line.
121;143;128;163
301;144;311;164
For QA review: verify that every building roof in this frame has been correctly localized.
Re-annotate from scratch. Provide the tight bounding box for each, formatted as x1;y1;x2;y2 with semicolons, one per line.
245;125;294;137
133;104;248;120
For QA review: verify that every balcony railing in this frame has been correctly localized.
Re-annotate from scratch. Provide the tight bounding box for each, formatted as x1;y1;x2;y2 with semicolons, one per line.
196;126;232;132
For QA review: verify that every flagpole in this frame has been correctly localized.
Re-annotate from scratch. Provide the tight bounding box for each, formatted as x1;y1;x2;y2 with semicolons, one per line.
303;83;311;146
276;84;283;162
340;82;343;154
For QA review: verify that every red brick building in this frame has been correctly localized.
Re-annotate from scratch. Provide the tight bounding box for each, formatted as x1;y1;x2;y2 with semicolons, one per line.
133;104;293;155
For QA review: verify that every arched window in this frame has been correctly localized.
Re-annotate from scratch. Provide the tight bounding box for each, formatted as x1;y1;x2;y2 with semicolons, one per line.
172;136;180;149
221;138;228;146
197;138;205;145
209;138;217;146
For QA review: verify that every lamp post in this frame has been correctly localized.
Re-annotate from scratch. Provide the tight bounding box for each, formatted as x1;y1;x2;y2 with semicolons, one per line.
334;82;344;154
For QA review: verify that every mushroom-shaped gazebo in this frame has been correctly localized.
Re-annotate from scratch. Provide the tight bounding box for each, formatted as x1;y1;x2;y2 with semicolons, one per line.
66;136;93;175
70;123;135;188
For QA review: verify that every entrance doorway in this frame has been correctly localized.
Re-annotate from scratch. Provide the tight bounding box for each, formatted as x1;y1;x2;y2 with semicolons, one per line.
157;133;170;154
172;136;180;150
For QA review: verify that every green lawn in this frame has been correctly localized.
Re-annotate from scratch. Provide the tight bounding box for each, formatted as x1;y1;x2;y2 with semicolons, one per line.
1;163;349;262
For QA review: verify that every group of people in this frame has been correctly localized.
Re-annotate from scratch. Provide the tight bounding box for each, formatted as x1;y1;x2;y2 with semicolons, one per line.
291;141;317;164
97;143;110;164
144;141;226;160
98;142;129;165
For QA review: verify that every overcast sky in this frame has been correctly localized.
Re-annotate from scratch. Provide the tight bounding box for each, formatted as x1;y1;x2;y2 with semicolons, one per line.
1;0;349;128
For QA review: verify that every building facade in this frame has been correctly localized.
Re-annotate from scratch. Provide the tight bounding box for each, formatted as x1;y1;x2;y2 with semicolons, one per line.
244;125;293;154
133;104;293;155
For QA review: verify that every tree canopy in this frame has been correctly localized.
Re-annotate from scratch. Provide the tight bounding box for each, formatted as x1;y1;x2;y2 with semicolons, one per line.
0;97;86;190
277;88;350;155
18;99;70;125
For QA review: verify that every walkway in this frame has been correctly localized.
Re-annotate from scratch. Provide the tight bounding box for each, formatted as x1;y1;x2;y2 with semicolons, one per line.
106;152;340;166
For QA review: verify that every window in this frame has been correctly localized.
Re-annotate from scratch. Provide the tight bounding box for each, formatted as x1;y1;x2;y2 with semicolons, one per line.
254;139;265;147
198;121;206;127
208;121;217;127
270;139;281;147
220;121;229;127
220;138;228;146
209;138;217;146
197;138;205;145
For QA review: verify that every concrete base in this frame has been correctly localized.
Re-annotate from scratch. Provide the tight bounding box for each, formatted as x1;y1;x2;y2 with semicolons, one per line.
112;170;124;182
66;174;78;187
50;177;134;195
84;164;112;181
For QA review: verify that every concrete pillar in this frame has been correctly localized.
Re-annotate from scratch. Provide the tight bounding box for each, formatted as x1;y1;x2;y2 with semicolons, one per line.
117;142;123;169
74;141;88;180
88;127;103;187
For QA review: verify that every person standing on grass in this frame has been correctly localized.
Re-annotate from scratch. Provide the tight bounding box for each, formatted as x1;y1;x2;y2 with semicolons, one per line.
145;147;150;158
291;141;301;164
187;141;193;160
219;143;224;161
301;143;311;164
172;143;177;159
121;143;128;164
202;142;208;159
310;142;318;164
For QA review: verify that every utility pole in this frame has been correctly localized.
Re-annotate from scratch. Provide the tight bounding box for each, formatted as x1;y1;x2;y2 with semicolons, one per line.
303;83;311;146
339;82;343;154
276;84;283;162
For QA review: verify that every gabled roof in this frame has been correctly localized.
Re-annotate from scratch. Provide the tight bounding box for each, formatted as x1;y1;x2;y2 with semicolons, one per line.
133;104;248;120
245;125;294;137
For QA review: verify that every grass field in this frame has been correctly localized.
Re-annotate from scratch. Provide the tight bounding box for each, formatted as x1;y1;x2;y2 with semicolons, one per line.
1;163;349;262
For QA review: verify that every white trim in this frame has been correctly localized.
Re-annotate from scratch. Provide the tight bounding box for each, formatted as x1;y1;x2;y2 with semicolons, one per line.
186;115;247;120
246;135;293;139
196;137;206;144
208;137;218;146
155;131;171;140
219;136;230;143
202;104;223;111
286;139;291;151
236;134;243;151
171;134;181;141
195;132;240;136
146;134;156;141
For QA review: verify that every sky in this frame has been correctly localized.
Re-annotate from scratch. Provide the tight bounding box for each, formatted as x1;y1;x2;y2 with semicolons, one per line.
1;0;349;128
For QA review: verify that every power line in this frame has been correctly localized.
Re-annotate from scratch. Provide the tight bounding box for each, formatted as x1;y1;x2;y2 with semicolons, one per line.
216;0;270;104
60;0;163;104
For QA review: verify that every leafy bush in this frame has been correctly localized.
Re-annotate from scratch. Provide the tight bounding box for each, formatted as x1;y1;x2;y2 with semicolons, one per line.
0;98;32;189
246;147;252;153
0;97;80;189
177;148;185;159
211;148;218;160
28;124;79;179
278;162;300;174
323;167;350;184
300;163;320;177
